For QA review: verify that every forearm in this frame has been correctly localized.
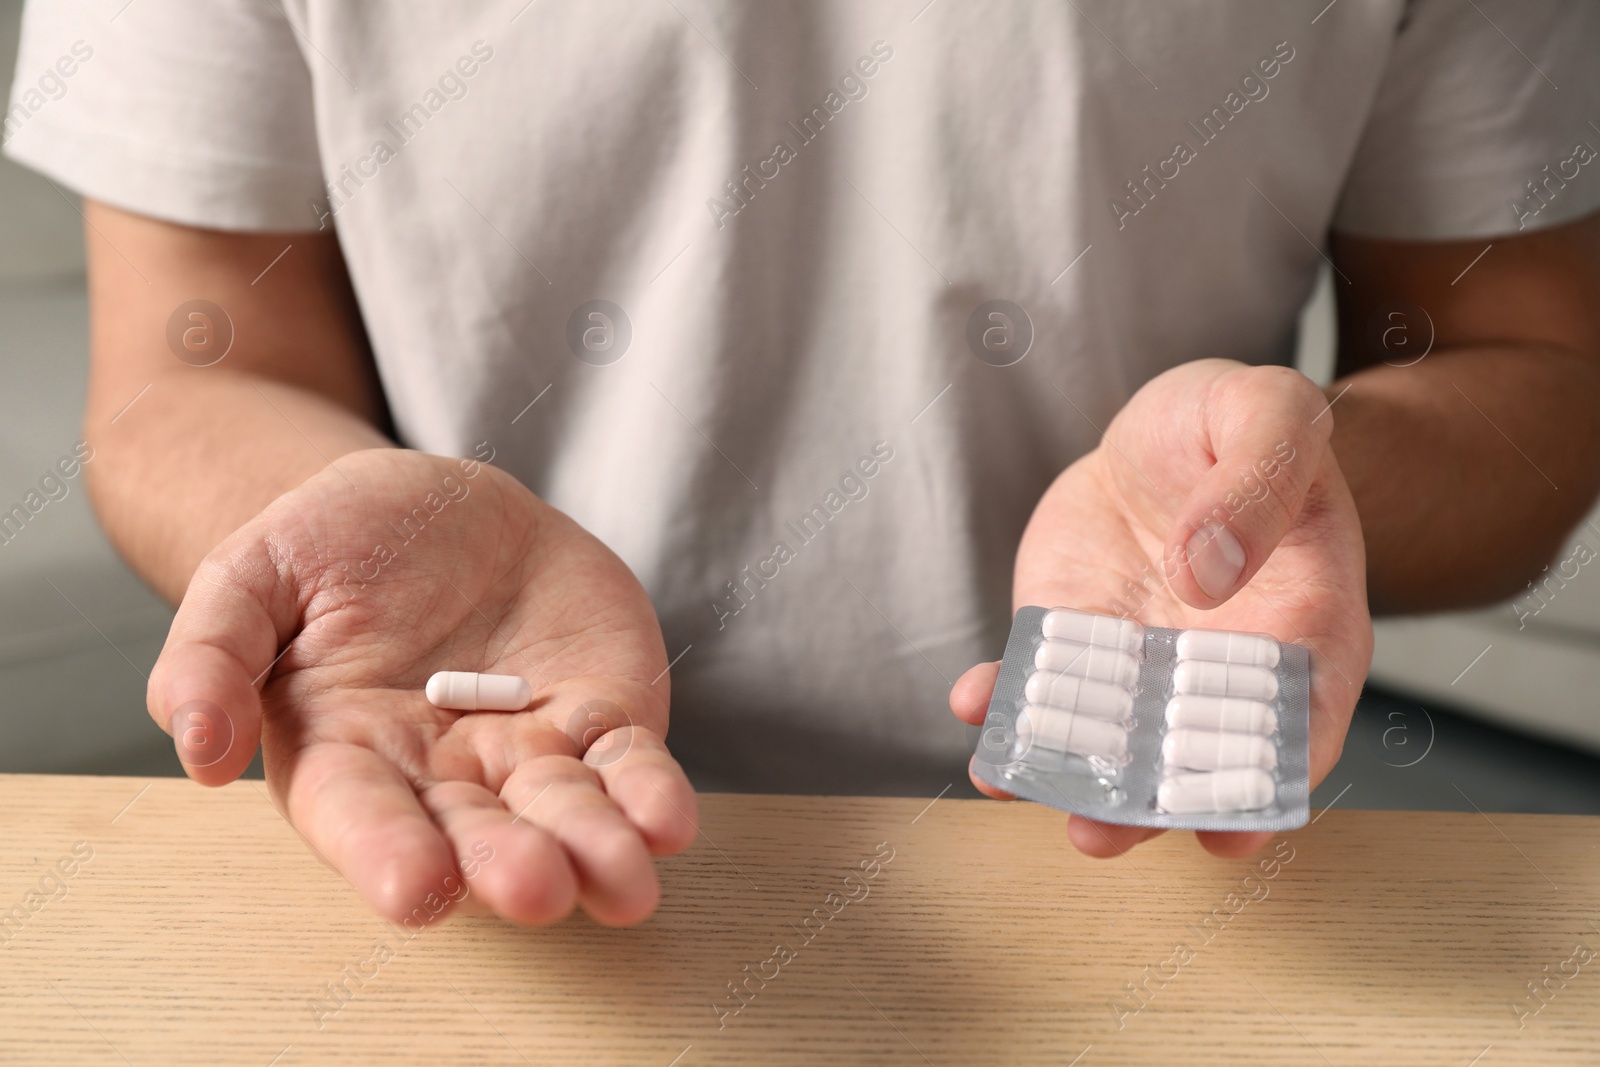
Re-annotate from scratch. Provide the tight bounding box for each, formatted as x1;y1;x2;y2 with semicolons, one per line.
1328;344;1600;614
85;371;392;603
81;200;393;604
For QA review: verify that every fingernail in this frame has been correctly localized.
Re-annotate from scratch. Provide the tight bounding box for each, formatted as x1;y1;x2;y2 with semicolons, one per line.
1187;521;1245;599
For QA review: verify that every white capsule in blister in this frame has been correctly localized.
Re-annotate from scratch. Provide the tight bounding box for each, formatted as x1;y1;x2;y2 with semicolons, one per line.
1165;694;1278;736
1033;639;1140;688
1161;728;1278;772
1175;629;1281;668
1157;768;1277;814
1023;670;1134;722
1172;660;1279;702
1016;705;1129;763
1041;608;1144;656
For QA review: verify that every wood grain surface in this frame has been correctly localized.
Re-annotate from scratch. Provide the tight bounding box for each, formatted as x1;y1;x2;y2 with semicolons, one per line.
1;775;1597;1065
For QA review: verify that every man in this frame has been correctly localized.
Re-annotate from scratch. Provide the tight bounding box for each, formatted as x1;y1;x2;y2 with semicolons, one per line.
7;0;1598;926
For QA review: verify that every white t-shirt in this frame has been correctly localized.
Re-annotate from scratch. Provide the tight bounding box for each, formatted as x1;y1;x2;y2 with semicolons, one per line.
9;0;1600;795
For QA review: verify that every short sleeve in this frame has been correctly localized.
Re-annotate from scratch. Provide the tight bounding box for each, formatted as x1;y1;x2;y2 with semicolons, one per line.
3;0;325;232
1333;0;1600;241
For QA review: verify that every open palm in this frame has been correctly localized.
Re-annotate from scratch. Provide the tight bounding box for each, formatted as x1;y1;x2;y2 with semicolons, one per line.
951;360;1373;857
150;448;696;925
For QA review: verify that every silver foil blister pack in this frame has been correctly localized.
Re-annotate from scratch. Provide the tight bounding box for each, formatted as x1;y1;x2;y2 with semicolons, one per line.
971;606;1311;832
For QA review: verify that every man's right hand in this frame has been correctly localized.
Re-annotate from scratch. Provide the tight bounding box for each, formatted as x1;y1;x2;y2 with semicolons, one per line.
149;447;697;926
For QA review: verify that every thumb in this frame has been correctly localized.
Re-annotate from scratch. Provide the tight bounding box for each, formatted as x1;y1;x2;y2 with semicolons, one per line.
148;540;299;786
1162;367;1333;608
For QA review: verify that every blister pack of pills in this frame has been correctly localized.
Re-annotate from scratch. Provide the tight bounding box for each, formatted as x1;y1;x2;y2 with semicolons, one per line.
970;606;1311;832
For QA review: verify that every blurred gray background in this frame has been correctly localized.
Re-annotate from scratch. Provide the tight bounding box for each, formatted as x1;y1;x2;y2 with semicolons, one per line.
4;0;1599;810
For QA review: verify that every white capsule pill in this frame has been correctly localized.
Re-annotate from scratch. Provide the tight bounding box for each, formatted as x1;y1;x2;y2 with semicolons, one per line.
1175;629;1281;669
1165;694;1278;735
424;671;532;712
1022;670;1134;722
1041;608;1144;656
1016;705;1129;763
1033;639;1141;688
1161;728;1278;772
1157;768;1277;814
1172;660;1279;702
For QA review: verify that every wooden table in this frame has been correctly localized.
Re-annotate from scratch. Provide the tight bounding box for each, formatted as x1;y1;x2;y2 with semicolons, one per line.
1;775;1597;1065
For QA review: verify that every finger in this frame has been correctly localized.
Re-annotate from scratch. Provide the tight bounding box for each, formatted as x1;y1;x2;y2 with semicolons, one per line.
148;543;295;786
501;756;660;926
417;780;578;925
1195;829;1274;858
1163;366;1332;607
585;727;698;856
1068;816;1165;857
282;742;459;923
967;755;1015;800
950;661;1001;726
